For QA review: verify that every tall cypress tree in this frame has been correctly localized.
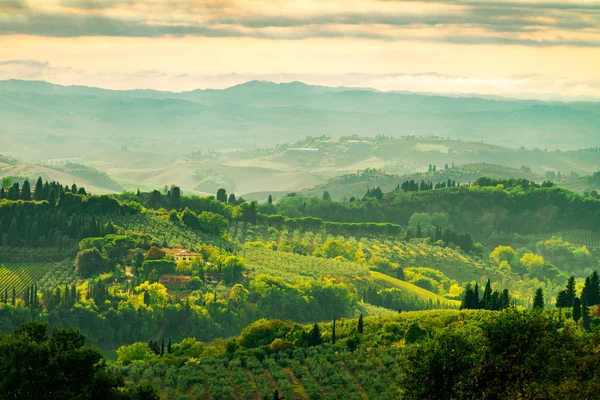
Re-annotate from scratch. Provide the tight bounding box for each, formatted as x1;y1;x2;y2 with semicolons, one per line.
482;279;492;309
34;177;43;201
332;318;336;345
473;283;480;309
21;180;31;201
358;313;364;334
533;288;544;310
589;271;600;305
573;297;582;323
565;276;576;306
309;323;322;346
582;300;591;331
461;285;475;310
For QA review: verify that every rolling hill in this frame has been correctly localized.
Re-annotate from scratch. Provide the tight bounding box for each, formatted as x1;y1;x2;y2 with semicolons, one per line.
2;79;600;163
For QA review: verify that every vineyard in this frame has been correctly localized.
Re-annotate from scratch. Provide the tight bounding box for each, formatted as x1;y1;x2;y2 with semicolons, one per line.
559;231;600;248
232;222;502;286
241;246;370;282
0;259;77;294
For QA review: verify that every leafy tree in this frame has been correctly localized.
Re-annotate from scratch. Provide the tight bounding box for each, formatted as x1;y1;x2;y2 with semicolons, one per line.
216;188;227;203
0;321;157;400
117;342;156;365
145;246;166;261
75;248;107;278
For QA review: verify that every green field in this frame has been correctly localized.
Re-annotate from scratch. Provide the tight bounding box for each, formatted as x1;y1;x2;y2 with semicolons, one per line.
370;271;460;308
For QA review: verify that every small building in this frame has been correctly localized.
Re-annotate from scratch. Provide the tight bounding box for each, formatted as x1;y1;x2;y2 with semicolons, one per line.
165;247;200;263
204;271;222;285
160;274;191;288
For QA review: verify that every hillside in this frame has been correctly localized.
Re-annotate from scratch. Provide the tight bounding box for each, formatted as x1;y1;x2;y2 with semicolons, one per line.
300;163;543;199
0;161;123;194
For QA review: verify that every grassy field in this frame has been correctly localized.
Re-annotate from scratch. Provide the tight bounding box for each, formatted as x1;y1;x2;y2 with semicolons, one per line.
370;271;460;307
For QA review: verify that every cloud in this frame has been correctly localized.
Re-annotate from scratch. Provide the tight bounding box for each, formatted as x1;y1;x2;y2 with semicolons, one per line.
0;59;50;67
0;0;598;47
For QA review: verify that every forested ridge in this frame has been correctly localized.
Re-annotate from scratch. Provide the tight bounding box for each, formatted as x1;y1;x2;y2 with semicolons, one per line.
1;175;600;399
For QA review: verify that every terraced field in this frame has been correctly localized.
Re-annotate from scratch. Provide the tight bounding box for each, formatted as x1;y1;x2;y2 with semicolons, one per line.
560;231;600;248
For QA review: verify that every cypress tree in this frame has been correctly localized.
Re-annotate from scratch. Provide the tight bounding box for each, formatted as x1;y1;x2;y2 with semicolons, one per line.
501;289;510;310
533;288;544;310
482;279;492;309
161;338;165;356
582;300;591;331
34;177;43;200
589;271;600;305
167;338;172;354
460;285;475;310
358;313;364;334
473;283;480;309
332;318;336;345
268;194;273;204
565;276;576;306
21;180;31;201
11;287;15;306
573;297;582;323
309;323;322;347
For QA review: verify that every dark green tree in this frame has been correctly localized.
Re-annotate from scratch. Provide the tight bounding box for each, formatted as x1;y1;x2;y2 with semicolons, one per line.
268;194;273;204
20;180;31;201
216;188;227;203
573;297;581;323
533;288;544;310
309;323;322;347
75;248;106;278
0;321;158;400
34;177;44;201
582;300;591;331
358;313;364;334
332;318;336;345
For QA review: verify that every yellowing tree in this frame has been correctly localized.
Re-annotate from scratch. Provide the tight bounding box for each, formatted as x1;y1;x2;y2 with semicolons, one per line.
135;281;169;307
490;246;517;265
520;253;544;270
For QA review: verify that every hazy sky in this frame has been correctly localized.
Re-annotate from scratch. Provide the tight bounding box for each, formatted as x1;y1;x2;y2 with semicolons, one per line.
1;0;600;99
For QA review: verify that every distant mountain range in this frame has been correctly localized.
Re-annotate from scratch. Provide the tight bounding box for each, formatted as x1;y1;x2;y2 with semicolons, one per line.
2;79;600;162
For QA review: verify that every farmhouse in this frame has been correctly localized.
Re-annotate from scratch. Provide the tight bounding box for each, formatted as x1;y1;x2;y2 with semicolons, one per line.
160;274;191;288
165;247;200;263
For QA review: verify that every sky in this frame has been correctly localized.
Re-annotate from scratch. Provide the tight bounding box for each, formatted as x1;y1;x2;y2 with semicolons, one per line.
1;0;600;99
